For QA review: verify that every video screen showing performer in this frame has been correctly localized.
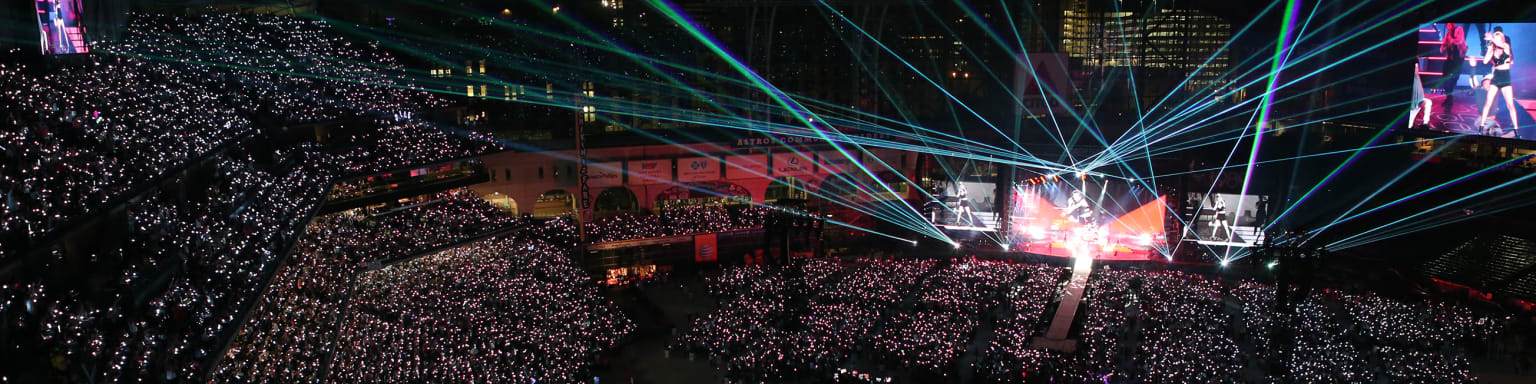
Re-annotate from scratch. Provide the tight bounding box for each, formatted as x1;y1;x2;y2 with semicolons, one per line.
35;0;89;55
1186;193;1268;247
1008;174;1166;256
1413;22;1533;139
925;181;995;229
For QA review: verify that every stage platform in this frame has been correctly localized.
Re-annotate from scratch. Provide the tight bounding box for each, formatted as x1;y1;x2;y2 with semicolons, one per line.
1010;241;1160;261
1422;93;1536;139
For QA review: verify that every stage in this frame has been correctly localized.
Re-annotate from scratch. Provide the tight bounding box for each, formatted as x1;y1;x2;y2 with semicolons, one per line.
1010;240;1160;261
1422;93;1536;139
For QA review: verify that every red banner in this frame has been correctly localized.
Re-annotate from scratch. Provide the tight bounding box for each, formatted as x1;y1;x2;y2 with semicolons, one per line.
694;233;718;262
817;151;857;175
725;154;768;180
678;157;720;182
628;159;672;185
772;153;815;177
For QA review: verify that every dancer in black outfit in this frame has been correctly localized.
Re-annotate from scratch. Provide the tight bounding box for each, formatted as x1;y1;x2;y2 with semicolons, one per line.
1474;27;1518;135
1209;195;1232;242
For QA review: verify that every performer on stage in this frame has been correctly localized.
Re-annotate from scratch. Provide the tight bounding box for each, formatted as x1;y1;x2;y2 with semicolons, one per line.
1065;190;1093;225
955;184;974;226
1441;23;1468;110
1471;24;1496;89
1474;27;1518;135
51;1;73;53
1411;61;1432;127
1209;195;1233;242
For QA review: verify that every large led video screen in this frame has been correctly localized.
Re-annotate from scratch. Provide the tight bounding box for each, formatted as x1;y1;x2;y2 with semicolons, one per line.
922;181;1000;230
1411;22;1533;139
1008;177;1166;257
35;0;89;55
1185;193;1268;247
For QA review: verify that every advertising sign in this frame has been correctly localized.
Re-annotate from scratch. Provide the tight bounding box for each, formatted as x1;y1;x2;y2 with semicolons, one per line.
817;151;857;175
725;154;769;180
589;162;623;187
772;153;815;177
695;233;718;262
678;157;720;182
628;159;672;185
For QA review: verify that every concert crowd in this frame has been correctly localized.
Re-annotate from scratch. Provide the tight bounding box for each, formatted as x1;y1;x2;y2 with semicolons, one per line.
674;258;1070;382
0;58;254;259
585;204;770;243
0;10;1529;384
978;267;1506;383
678;261;1509;384
327;225;633;383
212;188;528;383
1;146;336;382
0;12;502;383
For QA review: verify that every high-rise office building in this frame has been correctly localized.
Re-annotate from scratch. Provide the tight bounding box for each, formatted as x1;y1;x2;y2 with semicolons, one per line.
1060;0;1232;106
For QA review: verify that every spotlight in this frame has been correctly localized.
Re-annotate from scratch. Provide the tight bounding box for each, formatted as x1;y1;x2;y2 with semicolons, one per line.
1220;259;1229;267
952;241;962;249
1001;244;1011;251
